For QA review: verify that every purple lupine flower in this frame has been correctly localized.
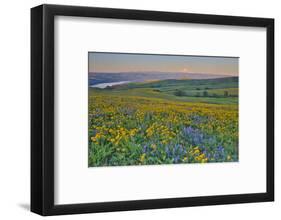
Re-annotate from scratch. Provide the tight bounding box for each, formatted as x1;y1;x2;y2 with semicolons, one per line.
178;145;183;154
208;136;216;145
173;144;179;154
173;155;180;163
183;126;193;136
214;152;220;160
190;114;203;125
217;145;224;152
200;145;207;155
214;145;225;160
182;126;204;146
165;146;172;158
143;145;148;153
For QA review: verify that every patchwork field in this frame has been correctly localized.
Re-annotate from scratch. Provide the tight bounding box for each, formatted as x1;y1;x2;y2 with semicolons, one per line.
88;77;238;166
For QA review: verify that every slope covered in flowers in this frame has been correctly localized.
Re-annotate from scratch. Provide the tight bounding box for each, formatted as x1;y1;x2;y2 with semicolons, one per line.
88;83;238;166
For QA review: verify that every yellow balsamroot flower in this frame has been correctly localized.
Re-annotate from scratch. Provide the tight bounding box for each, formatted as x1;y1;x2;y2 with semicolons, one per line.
195;153;206;162
140;153;146;163
151;144;157;151
201;158;208;163
115;140;120;145
129;128;138;136
115;134;120;140
91;133;102;143
193;149;200;155
110;138;115;143
198;154;205;160
146;126;154;137
96;133;101;138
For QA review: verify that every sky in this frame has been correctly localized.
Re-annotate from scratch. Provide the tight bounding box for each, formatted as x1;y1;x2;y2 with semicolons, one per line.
89;52;239;76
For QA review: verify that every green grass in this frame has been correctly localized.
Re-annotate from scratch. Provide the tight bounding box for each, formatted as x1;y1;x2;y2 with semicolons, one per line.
90;77;238;105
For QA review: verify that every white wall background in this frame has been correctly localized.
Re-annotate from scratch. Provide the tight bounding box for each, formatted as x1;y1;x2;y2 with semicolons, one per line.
0;0;279;219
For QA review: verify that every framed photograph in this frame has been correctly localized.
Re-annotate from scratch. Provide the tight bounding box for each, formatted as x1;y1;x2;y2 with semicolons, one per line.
31;4;274;216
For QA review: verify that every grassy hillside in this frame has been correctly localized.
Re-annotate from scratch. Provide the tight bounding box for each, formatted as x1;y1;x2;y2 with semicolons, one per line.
89;77;238;105
120;76;238;90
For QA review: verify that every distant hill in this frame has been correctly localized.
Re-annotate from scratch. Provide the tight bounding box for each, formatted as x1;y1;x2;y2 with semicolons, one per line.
89;71;234;86
90;76;239;105
116;76;238;90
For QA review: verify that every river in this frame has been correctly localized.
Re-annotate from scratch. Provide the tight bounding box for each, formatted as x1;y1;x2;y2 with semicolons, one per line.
90;81;131;89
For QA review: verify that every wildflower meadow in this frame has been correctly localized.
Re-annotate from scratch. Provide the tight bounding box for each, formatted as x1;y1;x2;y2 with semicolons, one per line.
88;77;238;166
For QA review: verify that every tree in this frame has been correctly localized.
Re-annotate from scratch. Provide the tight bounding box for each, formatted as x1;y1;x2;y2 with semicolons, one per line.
224;91;229;97
174;90;186;96
203;91;208;97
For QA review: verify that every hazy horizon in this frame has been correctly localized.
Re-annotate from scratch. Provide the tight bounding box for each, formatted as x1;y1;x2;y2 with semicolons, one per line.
89;70;237;76
89;52;239;77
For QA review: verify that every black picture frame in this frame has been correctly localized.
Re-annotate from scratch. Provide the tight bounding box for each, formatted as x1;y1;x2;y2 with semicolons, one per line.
31;4;274;216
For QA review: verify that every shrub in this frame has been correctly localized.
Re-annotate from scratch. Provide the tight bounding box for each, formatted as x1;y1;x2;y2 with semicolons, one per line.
174;89;186;96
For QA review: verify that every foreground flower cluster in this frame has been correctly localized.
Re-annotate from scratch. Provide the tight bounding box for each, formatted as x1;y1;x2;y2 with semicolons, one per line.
88;93;238;166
